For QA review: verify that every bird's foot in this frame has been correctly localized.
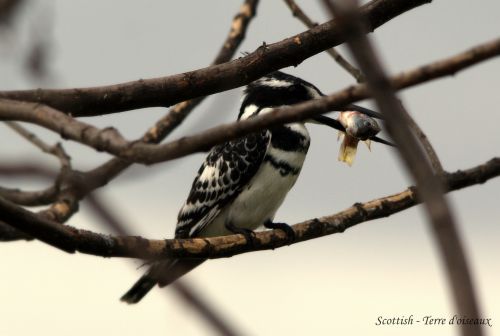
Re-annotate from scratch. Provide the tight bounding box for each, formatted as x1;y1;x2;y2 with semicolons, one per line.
264;220;295;244
225;222;258;248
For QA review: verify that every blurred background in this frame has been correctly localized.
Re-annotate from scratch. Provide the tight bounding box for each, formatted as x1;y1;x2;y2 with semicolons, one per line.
0;1;499;335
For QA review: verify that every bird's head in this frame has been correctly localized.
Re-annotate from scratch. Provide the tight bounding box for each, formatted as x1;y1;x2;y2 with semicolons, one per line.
238;71;323;120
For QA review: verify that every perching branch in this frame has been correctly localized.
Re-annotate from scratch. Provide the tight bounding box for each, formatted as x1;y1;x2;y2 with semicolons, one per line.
0;0;429;117
0;157;498;259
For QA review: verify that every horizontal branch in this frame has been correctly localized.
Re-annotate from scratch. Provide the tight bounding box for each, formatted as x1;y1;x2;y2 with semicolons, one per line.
1;158;498;258
2;37;499;166
0;0;429;116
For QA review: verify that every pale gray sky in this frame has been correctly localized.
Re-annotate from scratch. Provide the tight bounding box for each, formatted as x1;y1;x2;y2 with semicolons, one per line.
1;1;499;335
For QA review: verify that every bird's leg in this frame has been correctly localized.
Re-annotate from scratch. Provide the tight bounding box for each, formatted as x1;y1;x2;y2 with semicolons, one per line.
225;221;257;247
264;220;296;243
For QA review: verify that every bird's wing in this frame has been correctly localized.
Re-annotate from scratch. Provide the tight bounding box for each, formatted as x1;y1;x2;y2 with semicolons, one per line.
175;130;271;238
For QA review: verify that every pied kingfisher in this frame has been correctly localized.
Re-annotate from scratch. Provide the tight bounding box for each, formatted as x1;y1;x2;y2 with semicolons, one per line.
121;71;387;303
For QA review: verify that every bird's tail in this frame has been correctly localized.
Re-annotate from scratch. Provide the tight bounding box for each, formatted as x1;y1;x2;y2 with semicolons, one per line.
121;259;206;304
120;273;157;304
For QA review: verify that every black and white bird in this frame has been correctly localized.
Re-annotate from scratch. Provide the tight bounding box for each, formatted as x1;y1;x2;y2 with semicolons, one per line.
121;71;390;303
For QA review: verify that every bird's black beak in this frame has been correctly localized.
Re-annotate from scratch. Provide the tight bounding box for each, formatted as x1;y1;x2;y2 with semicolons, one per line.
311;114;345;132
345;104;385;120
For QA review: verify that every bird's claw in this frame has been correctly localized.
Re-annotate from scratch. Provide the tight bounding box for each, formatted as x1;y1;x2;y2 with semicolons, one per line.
225;222;258;248
240;228;258;248
264;221;296;244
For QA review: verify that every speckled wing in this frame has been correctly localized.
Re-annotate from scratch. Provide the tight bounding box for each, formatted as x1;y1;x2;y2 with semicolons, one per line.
175;130;271;238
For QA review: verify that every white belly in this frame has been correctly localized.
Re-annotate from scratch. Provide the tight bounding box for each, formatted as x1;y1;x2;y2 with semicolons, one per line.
199;149;307;237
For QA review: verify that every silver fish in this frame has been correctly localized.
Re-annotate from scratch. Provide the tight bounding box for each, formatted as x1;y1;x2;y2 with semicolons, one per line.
337;111;381;166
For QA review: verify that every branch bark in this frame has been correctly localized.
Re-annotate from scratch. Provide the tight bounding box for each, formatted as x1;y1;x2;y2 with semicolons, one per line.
0;0;429;116
1;157;498;259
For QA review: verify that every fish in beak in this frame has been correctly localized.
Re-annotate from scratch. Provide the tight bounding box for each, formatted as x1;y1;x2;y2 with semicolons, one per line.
310;104;394;166
337;110;380;166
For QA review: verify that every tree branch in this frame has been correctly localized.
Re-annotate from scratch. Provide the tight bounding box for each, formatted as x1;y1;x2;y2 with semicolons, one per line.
0;157;498;259
327;1;481;334
2;37;499;166
0;0;429;116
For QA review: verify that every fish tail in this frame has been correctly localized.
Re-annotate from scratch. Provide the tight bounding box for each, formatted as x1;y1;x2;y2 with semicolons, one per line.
338;135;359;166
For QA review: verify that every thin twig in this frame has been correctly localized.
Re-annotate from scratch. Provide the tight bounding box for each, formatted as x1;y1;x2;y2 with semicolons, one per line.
0;157;498;259
282;0;365;82
5;121;70;167
325;1;481;335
